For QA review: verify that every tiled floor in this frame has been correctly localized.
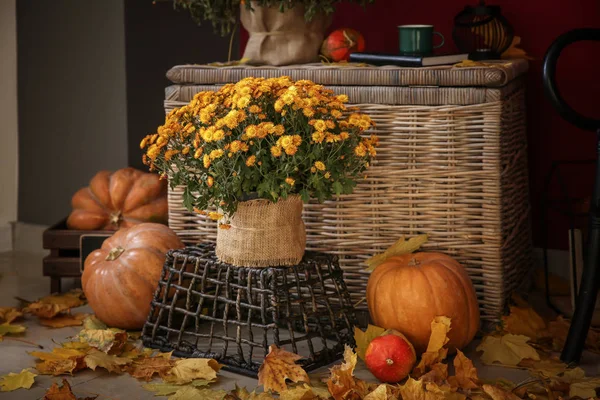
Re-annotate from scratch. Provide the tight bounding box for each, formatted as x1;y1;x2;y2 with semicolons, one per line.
1;250;598;400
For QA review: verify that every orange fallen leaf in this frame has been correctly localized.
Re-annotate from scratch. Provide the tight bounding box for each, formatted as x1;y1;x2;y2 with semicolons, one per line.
448;350;478;390
258;345;309;394
43;378;77;400
126;355;174;381
420;363;448;385
39;313;88;328
482;384;521;400
476;334;539;366
24;290;86;319
326;346;361;400
413;316;451;377
0;307;23;324
400;377;465;400
501;306;547;340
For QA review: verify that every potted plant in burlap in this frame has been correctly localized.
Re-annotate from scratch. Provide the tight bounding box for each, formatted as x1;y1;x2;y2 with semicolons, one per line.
170;0;375;65
142;76;378;267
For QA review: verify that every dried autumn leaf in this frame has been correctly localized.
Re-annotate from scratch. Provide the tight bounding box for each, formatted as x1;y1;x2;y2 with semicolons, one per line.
560;367;586;382
354;324;386;361
420;363;448;385
327;345;358;400
279;384;323;400
32;347;88;376
127;355;175;381
169;386;228;400
363;384;391;400
39;313;88;328
400;377;465;400
0;369;36;392
413;316;451;376
501;306;547;340
447;350;478;390
476;334;540;366
0;322;26;338
142;380;212;396
83;349;132;373
258;345;309;394
365;234;428;271
548;315;600;353
43;378;76;400
0;307;23;324
482;384;522;400
519;358;567;378
162;358;222;385
78;328;127;353
569;378;600;399
24;289;86;319
35;359;78;376
82;315;107;330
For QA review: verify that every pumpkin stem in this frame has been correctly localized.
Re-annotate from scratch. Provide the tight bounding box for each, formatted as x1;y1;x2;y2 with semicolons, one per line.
109;211;122;226
342;30;356;48
386;358;394;365
408;257;421;267
106;246;125;261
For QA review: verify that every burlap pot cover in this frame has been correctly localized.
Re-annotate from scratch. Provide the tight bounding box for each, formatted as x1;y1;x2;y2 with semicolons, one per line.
216;195;306;267
240;3;331;66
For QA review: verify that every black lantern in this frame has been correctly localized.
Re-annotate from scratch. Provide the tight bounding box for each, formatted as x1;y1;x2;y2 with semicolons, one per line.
453;1;514;60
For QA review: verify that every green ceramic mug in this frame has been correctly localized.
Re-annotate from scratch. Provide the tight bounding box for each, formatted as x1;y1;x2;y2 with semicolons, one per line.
398;25;445;56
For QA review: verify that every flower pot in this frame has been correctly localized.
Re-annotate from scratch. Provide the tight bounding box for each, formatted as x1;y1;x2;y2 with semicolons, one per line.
240;3;331;66
215;195;306;267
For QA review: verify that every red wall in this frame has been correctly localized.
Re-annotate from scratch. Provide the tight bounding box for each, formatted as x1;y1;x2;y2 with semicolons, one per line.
241;0;600;249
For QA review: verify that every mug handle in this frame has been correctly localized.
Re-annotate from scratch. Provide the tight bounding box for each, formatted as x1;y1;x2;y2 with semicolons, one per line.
433;32;445;49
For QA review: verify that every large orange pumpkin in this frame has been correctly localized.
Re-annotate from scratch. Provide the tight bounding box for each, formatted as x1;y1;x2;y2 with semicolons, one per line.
82;223;184;329
366;252;480;355
67;168;168;230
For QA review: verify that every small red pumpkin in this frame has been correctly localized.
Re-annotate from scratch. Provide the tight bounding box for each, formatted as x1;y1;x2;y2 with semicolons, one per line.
365;330;416;383
320;28;366;62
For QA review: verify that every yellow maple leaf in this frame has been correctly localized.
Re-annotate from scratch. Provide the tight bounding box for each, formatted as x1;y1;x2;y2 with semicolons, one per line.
365;234;428;271
142;380;211;396
569;378;600;399
23;289;86;319
39;313;88;328
43;378;77;400
84;349;132;373
518;358;566;378
447;350;478;389
169;386;228;400
363;384;391;400
482;384;522;400
501;306;546;340
35;359;78;376
0;307;24;324
0;369;36;392
400;377;465;400
0;322;26;338
327;345;358;400
476;334;540;366
354;324;386;361
279;384;324;400
126;355;175;382
78;328;127;353
413;316;451;376
258;345;309;394
420;363;448;385
162;358;222;385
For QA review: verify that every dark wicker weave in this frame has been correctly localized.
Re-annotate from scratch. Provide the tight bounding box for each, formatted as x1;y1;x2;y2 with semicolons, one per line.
142;243;357;377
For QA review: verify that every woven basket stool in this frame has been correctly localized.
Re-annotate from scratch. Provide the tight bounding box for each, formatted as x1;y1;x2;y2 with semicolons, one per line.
141;243;357;377
162;60;533;322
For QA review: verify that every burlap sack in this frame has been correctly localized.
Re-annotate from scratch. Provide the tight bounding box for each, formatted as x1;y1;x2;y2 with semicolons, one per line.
240;3;331;66
216;195;306;267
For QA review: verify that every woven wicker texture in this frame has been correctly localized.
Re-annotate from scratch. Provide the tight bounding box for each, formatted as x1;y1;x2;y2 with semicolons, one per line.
163;62;532;322
142;244;357;376
166;60;527;87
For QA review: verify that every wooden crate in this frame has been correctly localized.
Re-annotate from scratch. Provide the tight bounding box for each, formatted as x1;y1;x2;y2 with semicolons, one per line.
42;220;112;293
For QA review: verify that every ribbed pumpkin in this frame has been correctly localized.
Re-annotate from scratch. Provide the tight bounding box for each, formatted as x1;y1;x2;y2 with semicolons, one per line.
82;223;184;329
67;168;168;231
366;252;480;355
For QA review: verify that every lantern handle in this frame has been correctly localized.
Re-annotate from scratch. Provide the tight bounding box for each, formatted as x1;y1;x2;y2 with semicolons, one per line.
542;28;600;132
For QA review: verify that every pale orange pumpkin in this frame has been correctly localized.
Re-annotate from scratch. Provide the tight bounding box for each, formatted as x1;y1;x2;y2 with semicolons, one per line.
82;223;184;329
67;168;168;231
366;252;480;355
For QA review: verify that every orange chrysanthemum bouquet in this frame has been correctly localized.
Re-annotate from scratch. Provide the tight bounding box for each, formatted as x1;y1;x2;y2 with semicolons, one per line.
141;76;377;267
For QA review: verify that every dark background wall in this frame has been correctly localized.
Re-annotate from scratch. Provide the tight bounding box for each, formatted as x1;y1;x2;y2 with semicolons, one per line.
240;0;600;249
124;1;236;170
17;0;235;225
17;0;128;225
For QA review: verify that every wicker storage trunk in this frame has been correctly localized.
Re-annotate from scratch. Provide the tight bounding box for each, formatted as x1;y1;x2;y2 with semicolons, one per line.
163;60;532;322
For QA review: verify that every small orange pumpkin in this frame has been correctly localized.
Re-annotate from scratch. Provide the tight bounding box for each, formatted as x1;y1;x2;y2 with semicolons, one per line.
82;223;184;329
366;252;480;355
67;168;168;230
320;28;366;62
